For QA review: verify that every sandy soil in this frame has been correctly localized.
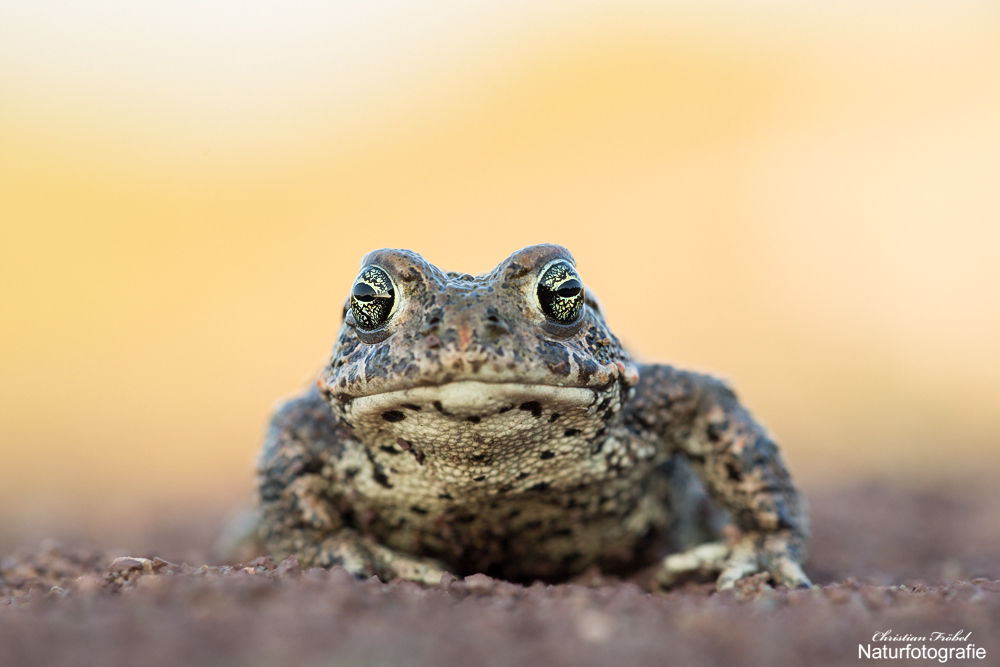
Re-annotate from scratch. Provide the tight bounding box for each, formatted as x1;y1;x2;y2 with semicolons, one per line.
2;481;999;667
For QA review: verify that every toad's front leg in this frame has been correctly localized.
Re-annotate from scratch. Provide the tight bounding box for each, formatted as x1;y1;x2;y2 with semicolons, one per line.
657;532;809;590
257;387;450;585
630;364;811;590
312;528;449;585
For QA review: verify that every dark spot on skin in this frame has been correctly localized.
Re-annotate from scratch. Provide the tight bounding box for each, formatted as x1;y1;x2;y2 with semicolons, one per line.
411;450;425;465
507;509;521;518
540;450;555;460
379;445;399;455
441;328;459;347
505;262;531;280
344;468;359;481
473;475;486;482
553;528;572;537
391;357;410;376
396;438;412;451
516;472;530;480
519;401;542;418
528;481;550;492
596;398;611;413
372;468;392;488
726;462;741;481
466;416;481;424
497;405;514;414
382;410;406;422
735;507;757;527
409;506;428;515
336;393;353;404
433;401;446;414
471;453;486;462
483;306;511;341
590;440;604;456
401;403;421;411
438;493;454;500
295;459;323;477
707;422;727;442
595;426;608;438
603;408;614;420
548;413;560;422
564;429;581;437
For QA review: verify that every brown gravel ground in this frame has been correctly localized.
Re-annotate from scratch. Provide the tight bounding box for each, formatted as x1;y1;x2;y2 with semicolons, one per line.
2;481;999;667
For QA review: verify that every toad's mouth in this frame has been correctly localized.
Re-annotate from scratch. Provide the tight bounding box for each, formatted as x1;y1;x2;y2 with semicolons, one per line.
319;360;635;408
341;381;604;424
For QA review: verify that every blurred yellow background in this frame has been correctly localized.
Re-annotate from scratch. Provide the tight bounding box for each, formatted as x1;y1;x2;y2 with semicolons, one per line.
2;2;999;525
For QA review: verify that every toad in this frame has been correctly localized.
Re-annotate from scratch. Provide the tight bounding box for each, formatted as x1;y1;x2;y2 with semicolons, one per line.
256;244;810;589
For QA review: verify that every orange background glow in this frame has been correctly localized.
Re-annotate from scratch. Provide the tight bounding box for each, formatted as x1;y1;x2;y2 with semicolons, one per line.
2;2;999;525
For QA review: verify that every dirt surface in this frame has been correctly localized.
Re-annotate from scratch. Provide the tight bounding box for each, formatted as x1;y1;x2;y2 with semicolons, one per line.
2;481;999;667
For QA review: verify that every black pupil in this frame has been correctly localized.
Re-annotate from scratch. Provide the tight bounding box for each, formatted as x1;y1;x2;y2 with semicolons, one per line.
352;282;377;302
556;278;582;298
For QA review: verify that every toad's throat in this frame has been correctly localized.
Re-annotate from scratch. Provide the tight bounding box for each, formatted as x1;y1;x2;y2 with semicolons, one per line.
337;381;616;457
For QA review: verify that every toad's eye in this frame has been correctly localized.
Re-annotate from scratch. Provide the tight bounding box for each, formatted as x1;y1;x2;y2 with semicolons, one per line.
351;266;396;331
537;260;585;324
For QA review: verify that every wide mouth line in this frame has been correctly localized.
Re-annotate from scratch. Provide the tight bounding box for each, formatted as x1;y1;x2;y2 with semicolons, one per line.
345;379;596;401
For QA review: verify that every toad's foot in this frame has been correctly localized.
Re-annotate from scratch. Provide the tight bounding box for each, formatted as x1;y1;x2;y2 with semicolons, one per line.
657;532;811;591
314;529;451;586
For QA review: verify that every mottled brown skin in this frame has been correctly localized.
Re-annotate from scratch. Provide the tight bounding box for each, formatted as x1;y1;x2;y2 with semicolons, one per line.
256;245;810;589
